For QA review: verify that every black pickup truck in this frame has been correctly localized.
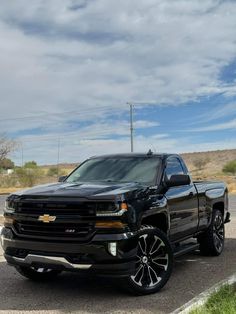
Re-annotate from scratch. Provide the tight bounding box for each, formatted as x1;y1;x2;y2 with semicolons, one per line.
1;152;230;295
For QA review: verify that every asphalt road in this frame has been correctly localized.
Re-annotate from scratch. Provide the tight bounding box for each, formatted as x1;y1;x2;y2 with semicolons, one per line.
0;195;235;314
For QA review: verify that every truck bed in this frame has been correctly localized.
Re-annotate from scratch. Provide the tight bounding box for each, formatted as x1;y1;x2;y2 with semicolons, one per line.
193;180;227;193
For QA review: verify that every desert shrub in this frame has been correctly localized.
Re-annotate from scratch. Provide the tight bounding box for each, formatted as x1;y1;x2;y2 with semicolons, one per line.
47;167;58;176
24;161;38;168
0;174;18;188
47;167;56;176
223;160;236;175
193;157;210;170
15;166;43;187
47;167;67;177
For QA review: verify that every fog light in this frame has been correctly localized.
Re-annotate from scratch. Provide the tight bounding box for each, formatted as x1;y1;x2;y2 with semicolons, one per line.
108;242;117;257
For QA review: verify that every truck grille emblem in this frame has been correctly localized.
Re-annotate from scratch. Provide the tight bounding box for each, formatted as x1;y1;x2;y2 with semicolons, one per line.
38;214;56;223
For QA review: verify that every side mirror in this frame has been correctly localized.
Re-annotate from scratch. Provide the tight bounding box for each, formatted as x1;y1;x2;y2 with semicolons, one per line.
166;174;190;188
58;176;67;182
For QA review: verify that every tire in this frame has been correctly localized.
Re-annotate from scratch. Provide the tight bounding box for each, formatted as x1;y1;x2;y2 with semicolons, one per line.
15;266;62;281
197;209;225;256
120;225;173;295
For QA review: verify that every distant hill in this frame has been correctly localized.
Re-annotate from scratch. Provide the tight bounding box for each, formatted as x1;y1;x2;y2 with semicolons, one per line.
181;149;236;175
43;149;236;176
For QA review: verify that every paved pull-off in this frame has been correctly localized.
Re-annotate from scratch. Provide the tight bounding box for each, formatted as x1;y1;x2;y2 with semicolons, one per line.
0;196;235;314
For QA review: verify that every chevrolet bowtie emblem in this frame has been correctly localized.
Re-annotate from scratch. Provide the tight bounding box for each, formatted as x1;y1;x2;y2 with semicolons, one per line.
38;214;56;223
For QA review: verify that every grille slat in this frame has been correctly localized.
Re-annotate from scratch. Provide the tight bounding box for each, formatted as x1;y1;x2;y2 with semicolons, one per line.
15;222;90;237
16;201;96;216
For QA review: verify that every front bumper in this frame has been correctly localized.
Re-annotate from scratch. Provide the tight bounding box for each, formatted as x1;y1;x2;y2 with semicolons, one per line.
1;228;137;277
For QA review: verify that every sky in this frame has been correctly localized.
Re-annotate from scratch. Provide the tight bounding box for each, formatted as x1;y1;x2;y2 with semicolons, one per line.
0;0;236;165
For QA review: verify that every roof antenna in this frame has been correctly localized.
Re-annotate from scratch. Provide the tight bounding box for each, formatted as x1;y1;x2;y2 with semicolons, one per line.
147;149;153;156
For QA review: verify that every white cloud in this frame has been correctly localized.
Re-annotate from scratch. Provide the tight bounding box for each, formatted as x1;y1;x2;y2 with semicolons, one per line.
0;0;236;118
188;101;236;125
0;0;236;163
11;133;177;165
134;120;159;128
189;118;236;132
10;131;236;165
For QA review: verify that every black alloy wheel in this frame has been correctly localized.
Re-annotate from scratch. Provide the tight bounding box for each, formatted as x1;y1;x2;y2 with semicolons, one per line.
121;226;173;295
198;209;225;256
213;211;225;254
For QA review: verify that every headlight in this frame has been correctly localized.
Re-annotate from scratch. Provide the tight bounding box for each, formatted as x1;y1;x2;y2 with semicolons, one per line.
96;202;128;217
5;200;15;213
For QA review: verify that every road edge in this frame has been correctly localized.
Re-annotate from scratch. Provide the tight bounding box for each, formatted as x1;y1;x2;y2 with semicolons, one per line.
171;272;236;314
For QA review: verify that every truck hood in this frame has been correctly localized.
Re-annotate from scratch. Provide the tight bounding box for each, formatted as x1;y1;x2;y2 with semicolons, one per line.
12;181;148;200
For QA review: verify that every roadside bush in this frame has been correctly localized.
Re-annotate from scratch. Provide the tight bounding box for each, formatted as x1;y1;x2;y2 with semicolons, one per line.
193;157;210;170
47;167;67;177
47;167;59;176
0;174;18;188
222;160;236;175
24;161;38;168
15;166;43;187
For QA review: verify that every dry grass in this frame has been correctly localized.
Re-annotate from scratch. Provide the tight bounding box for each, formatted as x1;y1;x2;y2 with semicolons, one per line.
181;149;236;194
0;187;31;194
228;183;236;194
0;166;74;194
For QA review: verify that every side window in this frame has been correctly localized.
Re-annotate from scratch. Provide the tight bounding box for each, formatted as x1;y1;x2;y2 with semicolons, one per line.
165;157;184;180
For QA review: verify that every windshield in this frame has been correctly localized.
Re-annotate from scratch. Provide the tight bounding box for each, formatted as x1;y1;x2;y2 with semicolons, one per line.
66;156;161;185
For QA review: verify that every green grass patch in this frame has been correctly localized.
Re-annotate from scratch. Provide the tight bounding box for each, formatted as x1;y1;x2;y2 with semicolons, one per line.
190;284;236;314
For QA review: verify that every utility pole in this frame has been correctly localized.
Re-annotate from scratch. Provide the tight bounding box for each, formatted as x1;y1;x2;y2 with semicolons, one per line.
127;102;134;152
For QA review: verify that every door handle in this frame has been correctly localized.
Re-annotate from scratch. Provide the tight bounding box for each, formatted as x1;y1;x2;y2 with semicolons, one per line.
188;192;194;198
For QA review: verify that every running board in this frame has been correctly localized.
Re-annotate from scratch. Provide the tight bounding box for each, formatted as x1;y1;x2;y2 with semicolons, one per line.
173;243;199;258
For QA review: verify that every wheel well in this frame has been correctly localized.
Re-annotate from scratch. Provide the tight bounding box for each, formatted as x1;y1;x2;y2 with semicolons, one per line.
141;213;168;233
213;202;224;216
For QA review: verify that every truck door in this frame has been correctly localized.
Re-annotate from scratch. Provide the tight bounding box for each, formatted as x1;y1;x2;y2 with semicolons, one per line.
164;156;199;241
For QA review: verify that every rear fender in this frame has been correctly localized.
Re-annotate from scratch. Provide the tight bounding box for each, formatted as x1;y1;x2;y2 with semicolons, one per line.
205;188;228;226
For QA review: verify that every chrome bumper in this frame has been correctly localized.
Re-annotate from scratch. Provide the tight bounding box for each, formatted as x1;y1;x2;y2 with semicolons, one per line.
10;254;92;270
